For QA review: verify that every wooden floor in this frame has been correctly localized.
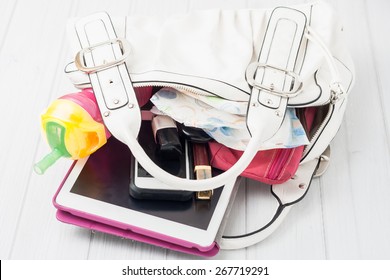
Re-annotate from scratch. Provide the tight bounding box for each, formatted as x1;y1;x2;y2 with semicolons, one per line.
1;0;390;260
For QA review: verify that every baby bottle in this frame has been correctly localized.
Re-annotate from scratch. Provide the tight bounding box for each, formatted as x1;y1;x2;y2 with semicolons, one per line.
34;88;109;174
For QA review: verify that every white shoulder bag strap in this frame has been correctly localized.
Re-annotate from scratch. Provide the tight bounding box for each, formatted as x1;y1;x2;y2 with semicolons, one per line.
219;156;321;249
71;8;330;191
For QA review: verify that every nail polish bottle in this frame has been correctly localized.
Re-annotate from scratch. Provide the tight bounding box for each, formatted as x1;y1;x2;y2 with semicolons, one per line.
151;115;182;160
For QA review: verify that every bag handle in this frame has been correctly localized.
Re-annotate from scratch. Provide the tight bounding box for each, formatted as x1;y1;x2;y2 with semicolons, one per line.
304;26;345;101
218;156;320;249
71;9;334;191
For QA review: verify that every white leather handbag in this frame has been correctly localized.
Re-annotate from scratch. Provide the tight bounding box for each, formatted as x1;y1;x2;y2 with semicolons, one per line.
64;1;354;250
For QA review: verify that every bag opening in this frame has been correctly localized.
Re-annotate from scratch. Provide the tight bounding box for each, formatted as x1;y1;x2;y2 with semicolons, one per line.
136;85;325;185
208;106;319;185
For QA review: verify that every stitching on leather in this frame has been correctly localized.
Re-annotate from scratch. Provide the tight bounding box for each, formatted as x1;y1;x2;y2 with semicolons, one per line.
264;150;277;178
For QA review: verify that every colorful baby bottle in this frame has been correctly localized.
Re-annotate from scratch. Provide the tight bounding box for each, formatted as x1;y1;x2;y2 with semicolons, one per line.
34;88;109;174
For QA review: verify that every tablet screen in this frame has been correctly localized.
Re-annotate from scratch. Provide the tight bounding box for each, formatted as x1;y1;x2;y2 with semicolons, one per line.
70;137;223;230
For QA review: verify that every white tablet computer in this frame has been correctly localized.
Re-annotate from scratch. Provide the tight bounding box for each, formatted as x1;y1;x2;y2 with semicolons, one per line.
54;135;238;251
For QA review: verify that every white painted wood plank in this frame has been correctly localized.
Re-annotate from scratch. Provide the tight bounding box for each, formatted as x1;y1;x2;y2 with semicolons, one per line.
247;0;310;9
129;0;189;16
11;145;90;259
214;179;247;260
366;0;390;137
364;1;390;257
0;1;19;259
189;0;248;10
319;135;360;259
245;179;326;259
0;0;17;50
1;0;97;259
0;0;83;259
323;0;390;259
68;0;130;17
88;232;169;260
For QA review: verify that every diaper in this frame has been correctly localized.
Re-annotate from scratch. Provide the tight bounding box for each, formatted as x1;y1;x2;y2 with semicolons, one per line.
150;88;309;151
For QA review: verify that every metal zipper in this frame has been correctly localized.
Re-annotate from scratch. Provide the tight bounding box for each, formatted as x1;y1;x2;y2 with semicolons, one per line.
266;149;293;180
267;102;334;179
302;103;334;158
133;81;214;97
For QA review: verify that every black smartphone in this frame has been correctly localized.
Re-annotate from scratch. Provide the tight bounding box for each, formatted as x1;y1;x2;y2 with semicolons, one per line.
129;120;194;201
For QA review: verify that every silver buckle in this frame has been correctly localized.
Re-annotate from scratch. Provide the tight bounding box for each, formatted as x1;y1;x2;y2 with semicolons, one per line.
75;38;131;73
245;62;303;98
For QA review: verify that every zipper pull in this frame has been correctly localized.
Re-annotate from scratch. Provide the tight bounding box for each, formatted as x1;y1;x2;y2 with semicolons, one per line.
330;82;345;104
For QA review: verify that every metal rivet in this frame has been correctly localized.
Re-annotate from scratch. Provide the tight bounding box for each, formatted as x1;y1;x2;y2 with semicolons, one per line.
266;99;273;105
275;110;282;117
113;99;119;104
103;111;110;117
298;183;306;189
251;102;259;107
128;103;134;109
270;83;275;91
